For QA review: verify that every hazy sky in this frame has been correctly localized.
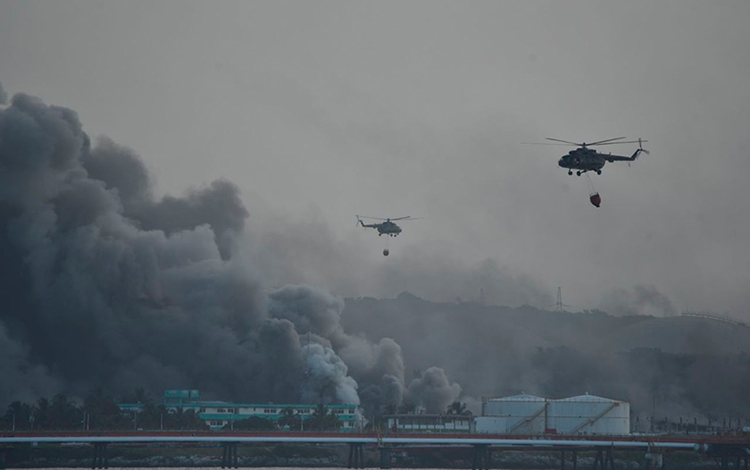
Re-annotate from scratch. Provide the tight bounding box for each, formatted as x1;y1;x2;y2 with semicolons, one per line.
2;1;749;317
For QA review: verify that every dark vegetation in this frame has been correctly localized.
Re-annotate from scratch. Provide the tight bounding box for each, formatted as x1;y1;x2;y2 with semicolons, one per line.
228;404;342;431
1;390;349;432
1;388;206;431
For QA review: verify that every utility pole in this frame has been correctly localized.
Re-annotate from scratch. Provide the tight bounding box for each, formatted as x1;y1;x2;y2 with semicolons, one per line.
305;325;311;403
555;287;563;312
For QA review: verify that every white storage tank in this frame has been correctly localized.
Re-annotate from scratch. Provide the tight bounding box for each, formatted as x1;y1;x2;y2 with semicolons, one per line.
481;393;548;434
547;394;629;435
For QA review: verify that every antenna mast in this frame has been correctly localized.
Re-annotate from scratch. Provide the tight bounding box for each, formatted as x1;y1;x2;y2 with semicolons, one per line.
555;287;564;312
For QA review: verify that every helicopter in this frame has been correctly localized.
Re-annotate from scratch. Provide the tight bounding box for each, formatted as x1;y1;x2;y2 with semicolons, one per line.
356;215;420;237
529;137;649;176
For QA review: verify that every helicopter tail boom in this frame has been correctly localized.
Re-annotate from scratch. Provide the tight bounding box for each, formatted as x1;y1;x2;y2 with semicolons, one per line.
604;138;649;162
356;216;376;229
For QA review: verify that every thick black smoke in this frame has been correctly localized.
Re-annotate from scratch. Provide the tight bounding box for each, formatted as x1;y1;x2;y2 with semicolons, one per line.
0;88;454;411
82;136;248;260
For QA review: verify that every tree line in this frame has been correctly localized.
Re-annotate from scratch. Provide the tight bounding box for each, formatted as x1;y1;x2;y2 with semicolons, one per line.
2;389;205;431
2;390;357;432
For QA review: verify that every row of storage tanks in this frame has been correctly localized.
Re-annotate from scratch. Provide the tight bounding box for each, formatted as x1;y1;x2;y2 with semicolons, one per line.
477;393;630;435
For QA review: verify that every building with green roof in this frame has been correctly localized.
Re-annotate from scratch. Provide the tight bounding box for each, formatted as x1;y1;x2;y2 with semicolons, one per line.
161;390;358;431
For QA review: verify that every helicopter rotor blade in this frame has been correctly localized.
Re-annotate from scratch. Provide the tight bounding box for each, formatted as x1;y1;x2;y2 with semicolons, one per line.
545;137;582;146
357;215;389;221
592;139;648;146
521;142;574;146
393;217;422;221
389;216;414;221
587;136;627;146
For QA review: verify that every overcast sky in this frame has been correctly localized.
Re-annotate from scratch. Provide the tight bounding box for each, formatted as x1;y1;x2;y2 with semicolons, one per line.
2;1;749;317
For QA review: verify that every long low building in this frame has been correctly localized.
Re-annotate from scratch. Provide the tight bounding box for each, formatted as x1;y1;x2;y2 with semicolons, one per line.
121;390;358;431
476;393;630;435
384;414;473;433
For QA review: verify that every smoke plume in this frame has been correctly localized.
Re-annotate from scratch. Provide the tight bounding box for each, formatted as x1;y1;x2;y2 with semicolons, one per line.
406;367;462;414
0;88;454;411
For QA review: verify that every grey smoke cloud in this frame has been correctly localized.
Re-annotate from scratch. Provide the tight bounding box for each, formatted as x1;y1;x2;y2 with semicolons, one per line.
599;284;676;317
267;284;408;407
0;90;321;405
245;210;553;309
301;343;359;405
0;323;61;404
82;136;248;260
406;367;462;414
0;87;461;412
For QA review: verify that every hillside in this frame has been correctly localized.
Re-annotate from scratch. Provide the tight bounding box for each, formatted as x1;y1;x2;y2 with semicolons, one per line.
341;293;750;418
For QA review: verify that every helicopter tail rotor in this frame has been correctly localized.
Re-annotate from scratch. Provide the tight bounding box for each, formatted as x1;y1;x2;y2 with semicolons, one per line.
638;138;650;155
628;139;650;165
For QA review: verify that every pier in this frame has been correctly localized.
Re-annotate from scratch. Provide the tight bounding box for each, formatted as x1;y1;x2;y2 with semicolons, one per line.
1;431;748;469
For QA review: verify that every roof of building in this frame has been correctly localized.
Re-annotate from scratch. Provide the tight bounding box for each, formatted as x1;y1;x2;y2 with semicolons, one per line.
383;414;473;419
172;402;357;409
555;394;624;403
485;393;628;404
488;393;546;402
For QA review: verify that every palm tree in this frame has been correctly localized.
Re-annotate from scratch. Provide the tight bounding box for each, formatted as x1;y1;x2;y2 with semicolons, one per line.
232;416;274;430
397;401;416;414
84;388;128;430
49;394;81;429
167;408;206;431
446;400;469;415
278;408;301;430
34;397;50;429
4;402;33;430
308;405;341;431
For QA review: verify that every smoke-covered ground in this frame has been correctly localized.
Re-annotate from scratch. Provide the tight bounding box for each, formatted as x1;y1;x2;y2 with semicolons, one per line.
2;86;747;422
343;295;750;420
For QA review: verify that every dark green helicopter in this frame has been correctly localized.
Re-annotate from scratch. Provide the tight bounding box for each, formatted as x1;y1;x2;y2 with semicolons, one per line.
356;215;422;256
530;137;649;176
356;215;420;237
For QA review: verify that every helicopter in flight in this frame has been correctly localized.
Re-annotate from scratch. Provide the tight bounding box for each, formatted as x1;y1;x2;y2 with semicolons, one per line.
356;215;420;237
529;137;649;176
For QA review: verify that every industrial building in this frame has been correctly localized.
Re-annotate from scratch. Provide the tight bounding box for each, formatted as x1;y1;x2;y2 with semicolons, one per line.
476;393;630;435
384;414;473;433
121;390;358;431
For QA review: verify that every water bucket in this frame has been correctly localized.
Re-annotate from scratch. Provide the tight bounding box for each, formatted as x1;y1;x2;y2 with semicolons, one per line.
589;192;601;207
